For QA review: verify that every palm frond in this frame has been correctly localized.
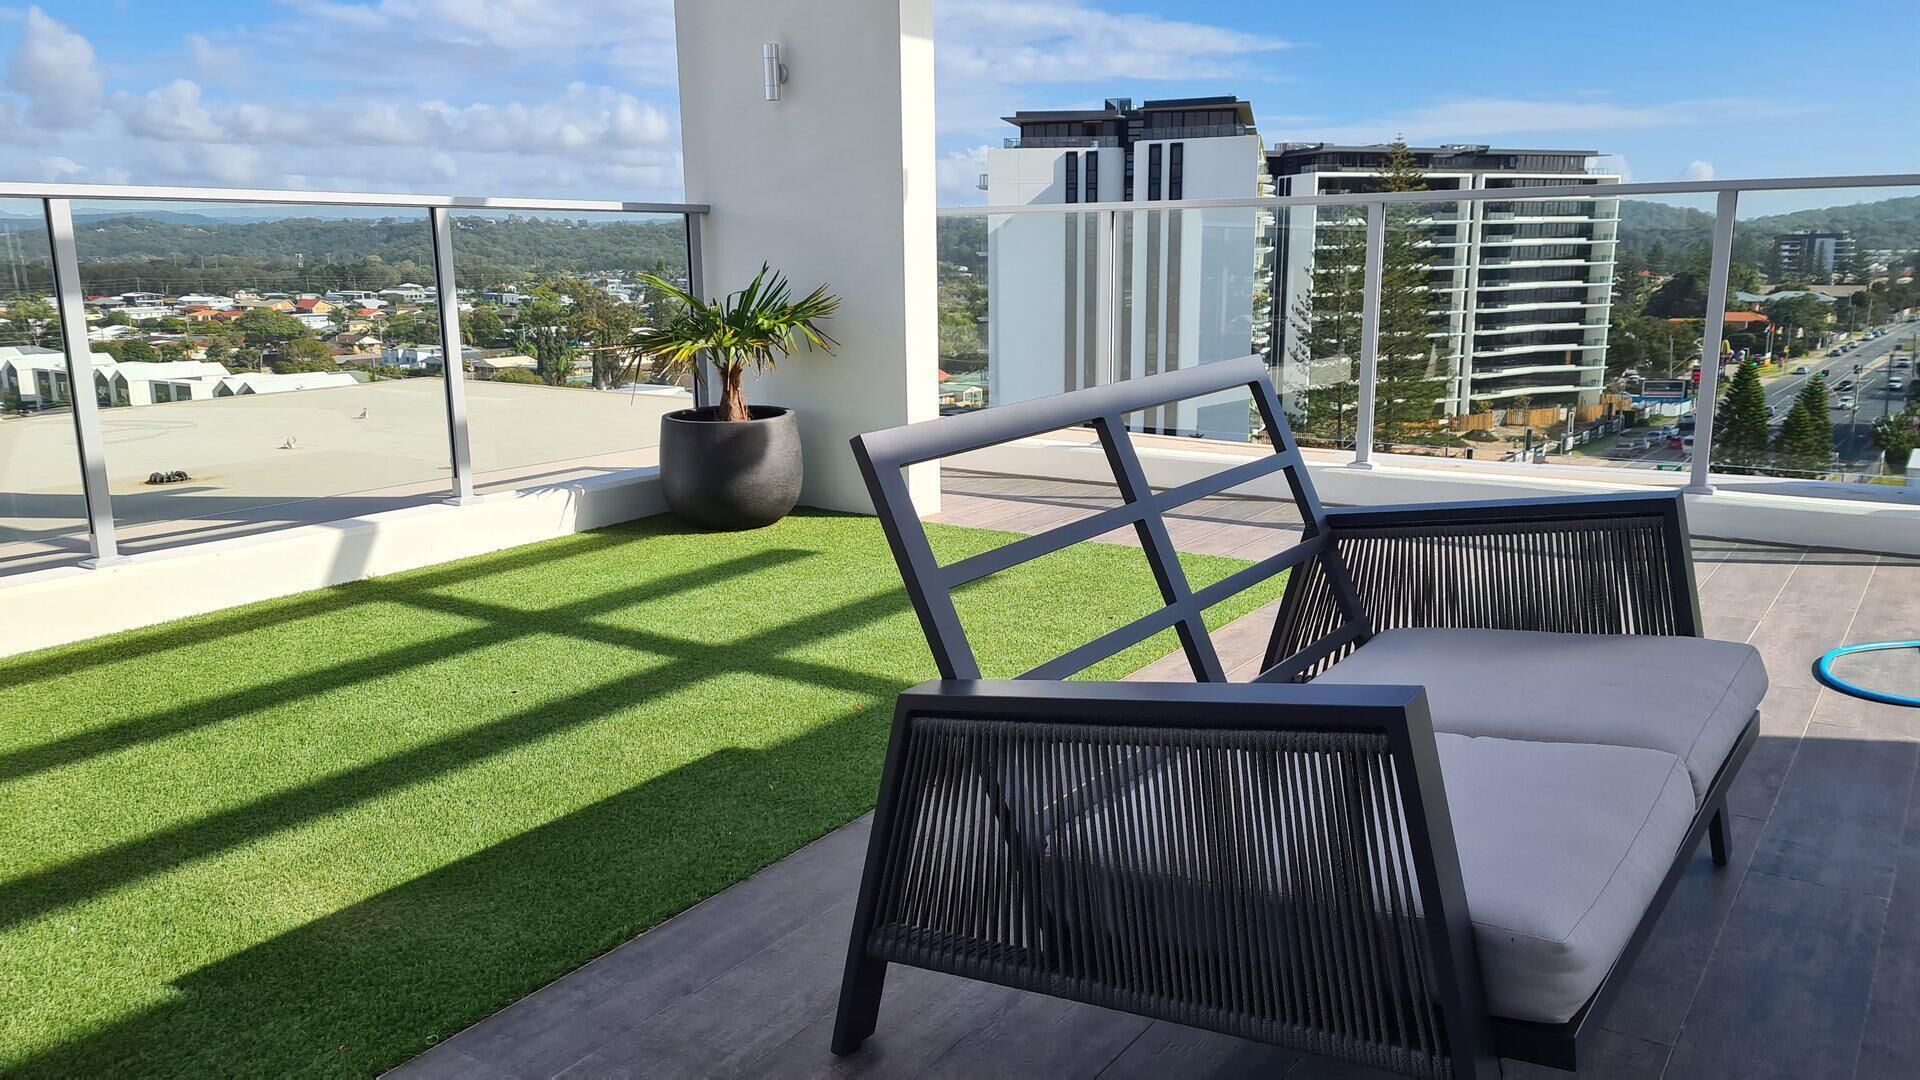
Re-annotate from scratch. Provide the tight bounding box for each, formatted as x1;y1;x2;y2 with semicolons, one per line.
625;264;839;382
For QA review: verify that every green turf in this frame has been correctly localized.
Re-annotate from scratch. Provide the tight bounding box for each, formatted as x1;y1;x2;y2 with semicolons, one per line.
0;510;1283;1077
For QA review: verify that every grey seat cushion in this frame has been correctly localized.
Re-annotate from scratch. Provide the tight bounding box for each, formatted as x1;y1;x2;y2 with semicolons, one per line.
1059;731;1694;1026
1438;732;1694;1024
1315;629;1766;804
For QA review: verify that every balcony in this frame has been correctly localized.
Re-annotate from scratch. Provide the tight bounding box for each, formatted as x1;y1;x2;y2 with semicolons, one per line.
5;8;1920;1078
1002;135;1121;149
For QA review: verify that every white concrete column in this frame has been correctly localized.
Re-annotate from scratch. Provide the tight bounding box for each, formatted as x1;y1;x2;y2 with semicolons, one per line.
673;0;940;515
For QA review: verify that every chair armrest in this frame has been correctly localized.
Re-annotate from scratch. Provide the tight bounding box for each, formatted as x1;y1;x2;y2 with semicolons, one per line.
895;677;1432;734
1323;489;1686;530
1302;489;1702;644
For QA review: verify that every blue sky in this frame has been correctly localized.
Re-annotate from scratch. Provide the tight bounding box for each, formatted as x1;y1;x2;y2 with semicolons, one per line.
0;0;1913;211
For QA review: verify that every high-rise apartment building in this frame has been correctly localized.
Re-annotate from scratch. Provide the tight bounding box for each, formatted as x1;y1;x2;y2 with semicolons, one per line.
980;100;1619;435
983;97;1270;438
1268;143;1620;416
1773;230;1856;280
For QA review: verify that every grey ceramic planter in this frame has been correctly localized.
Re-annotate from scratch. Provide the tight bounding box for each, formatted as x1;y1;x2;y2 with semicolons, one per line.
659;405;803;530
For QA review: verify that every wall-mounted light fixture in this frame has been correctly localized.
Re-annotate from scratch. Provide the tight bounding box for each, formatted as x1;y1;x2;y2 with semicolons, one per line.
762;44;789;102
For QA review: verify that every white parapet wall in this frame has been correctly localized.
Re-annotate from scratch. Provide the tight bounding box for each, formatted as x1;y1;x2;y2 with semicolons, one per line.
954;433;1920;558
0;467;665;659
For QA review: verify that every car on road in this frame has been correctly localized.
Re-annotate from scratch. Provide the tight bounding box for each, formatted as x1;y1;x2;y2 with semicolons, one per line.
1794;365;1810;374
1891;375;1905;392
1836;379;1856;392
1835;394;1856;410
1896;358;1912;371
1827;348;1843;357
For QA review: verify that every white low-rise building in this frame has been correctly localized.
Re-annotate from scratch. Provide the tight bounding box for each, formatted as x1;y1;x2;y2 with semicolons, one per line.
99;360;231;406
214;371;362;396
0;345;69;409
470;354;539;379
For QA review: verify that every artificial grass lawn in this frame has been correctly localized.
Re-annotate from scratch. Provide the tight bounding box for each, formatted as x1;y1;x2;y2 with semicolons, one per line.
0;510;1283;1077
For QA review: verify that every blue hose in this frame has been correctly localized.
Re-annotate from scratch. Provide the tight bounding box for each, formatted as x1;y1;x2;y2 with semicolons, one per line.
1815;641;1920;708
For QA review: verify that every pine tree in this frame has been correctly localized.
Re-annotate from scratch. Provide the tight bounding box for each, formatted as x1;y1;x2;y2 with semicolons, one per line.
1713;360;1770;469
1772;378;1834;473
1373;140;1448;445
1646;240;1670;275
1288;210;1366;444
1288;138;1443;448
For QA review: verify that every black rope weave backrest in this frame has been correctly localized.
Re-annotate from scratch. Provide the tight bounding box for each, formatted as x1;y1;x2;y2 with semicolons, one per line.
1266;509;1691;679
851;356;1369;683
868;709;1455;1079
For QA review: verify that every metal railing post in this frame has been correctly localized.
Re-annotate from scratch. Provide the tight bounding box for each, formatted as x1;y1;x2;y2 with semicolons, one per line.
1351;201;1386;468
1095;208;1118;385
428;207;475;503
43;198;123;566
1687;190;1739;494
685;212;711;410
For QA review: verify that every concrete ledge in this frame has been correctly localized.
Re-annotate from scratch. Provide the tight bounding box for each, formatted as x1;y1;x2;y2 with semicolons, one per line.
954;436;1920;558
0;467;666;659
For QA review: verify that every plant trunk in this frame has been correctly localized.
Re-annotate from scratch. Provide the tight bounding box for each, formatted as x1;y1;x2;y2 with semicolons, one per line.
719;367;750;421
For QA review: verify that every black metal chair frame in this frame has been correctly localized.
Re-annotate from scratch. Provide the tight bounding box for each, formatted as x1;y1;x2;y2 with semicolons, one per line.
834;354;1754;1077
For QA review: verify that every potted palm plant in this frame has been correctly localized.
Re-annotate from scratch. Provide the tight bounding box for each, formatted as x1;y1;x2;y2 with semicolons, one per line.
630;264;839;530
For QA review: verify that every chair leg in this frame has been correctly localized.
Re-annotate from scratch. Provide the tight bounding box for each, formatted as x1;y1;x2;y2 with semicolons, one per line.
831;956;887;1054
1708;803;1731;867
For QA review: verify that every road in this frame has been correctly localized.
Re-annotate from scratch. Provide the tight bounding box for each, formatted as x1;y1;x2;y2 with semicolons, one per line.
1763;320;1919;466
1585;318;1919;473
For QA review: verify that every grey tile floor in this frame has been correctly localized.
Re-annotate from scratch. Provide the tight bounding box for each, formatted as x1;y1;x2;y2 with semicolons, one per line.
394;472;1920;1080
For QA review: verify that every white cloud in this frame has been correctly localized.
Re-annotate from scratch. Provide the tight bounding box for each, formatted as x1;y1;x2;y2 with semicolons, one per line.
0;0;688;198
6;7;104;127
424;85;672;157
36;155;129;184
933;0;1288;135
937;0;1287;83
1594;154;1632;181
936;145;990;206
186;34;250;87
108;76;673;167
1681;160;1715;181
113;80;224;142
280;0;679;84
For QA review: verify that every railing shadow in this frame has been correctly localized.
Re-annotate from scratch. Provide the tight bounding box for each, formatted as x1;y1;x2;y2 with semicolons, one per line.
9;713;891;1078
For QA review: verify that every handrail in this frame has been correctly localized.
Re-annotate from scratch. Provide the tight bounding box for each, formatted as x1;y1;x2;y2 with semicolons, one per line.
938;171;1920;216
0;181;707;215
4;183;707;569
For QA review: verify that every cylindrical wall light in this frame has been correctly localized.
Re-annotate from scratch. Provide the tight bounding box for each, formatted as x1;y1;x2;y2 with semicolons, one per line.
762;44;789;101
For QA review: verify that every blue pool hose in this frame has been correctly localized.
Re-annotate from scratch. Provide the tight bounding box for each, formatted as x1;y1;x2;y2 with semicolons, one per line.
1815;641;1920;708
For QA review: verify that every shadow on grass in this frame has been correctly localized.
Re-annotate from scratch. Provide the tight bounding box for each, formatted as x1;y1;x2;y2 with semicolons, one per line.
0;543;801;786
0;527;638;688
0;544;921;934
12;713;890;1078
2;508;1283;1076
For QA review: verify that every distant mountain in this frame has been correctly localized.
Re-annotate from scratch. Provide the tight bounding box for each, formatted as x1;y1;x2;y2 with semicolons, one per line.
1739;195;1920;250
1616;200;1714;259
1617;194;1920;263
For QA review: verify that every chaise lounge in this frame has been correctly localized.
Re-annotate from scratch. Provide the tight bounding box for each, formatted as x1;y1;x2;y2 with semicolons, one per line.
831;355;1766;1078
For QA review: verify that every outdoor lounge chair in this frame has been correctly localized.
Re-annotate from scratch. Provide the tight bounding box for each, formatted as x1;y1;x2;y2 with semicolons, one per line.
831;355;1765;1078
